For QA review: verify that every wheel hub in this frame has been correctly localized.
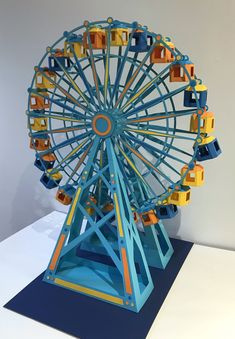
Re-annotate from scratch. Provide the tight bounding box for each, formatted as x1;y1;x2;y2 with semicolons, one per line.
92;114;114;137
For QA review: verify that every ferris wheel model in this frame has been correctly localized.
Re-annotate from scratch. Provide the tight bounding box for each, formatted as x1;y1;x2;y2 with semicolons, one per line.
27;17;221;312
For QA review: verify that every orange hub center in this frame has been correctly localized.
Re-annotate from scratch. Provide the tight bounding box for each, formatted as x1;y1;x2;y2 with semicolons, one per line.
92;114;112;137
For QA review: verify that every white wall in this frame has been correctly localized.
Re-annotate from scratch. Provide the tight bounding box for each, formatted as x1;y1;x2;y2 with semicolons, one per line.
0;0;234;249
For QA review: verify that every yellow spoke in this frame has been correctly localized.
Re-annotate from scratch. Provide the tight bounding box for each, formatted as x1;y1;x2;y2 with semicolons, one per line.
121;65;170;111
121;140;160;175
52;56;91;107
117;144;148;186
114;43;156;109
52;138;90;172
67;141;94;182
126;112;194;124
37;71;88;112
125;128;194;140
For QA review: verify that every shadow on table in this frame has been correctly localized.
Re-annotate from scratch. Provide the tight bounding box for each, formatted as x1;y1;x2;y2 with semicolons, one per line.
163;208;182;240
10;163;54;236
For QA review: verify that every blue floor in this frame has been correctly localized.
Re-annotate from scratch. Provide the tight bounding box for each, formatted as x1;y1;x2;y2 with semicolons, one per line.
4;238;193;339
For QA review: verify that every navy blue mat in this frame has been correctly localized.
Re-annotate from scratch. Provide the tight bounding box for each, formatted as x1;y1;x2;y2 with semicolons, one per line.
4;238;193;339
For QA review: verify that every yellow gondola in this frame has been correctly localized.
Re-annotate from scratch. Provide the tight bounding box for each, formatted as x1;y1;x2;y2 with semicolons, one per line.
167;186;191;206
110;26;129;46
30;117;48;131
190;110;215;134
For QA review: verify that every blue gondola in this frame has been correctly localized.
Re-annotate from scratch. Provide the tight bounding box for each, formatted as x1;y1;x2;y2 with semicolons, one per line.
48;50;70;72
40;171;62;189
129;30;153;52
184;84;207;107
34;154;56;171
155;204;178;219
195;136;221;161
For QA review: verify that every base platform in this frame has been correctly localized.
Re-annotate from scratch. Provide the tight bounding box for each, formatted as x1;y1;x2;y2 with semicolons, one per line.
4;238;193;339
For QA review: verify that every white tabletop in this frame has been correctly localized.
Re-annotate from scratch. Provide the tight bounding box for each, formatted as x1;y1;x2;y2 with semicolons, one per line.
0;212;234;339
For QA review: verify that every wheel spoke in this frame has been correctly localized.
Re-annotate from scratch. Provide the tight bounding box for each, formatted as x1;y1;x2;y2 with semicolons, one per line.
119;51;138;107
126;108;197;124
101;51;113;109
53;71;93;107
113;41;157;109
49;138;91;174
104;24;111;107
114;46;122;103
38;130;92;157
37;68;91;114
65;139;95;185
149;169;168;191
117;140;156;197
121;139;175;184
124;136;173;190
125;127;196;141
50;56;95;113
110;27;136;105
115;151;140;207
69;47;99;110
127;63;153;99
27;110;83;123
126;130;193;157
29;89;90;120
132;123;197;135
29;124;90;137
85;28;103;108
41;113;84;123
120;64;171;111
124;72;169;114
122;84;189;118
47;87;84;107
97;140;104;205
125;133;186;168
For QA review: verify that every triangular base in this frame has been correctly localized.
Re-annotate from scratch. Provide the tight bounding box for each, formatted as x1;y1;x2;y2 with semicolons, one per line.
43;138;158;312
43;247;153;311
